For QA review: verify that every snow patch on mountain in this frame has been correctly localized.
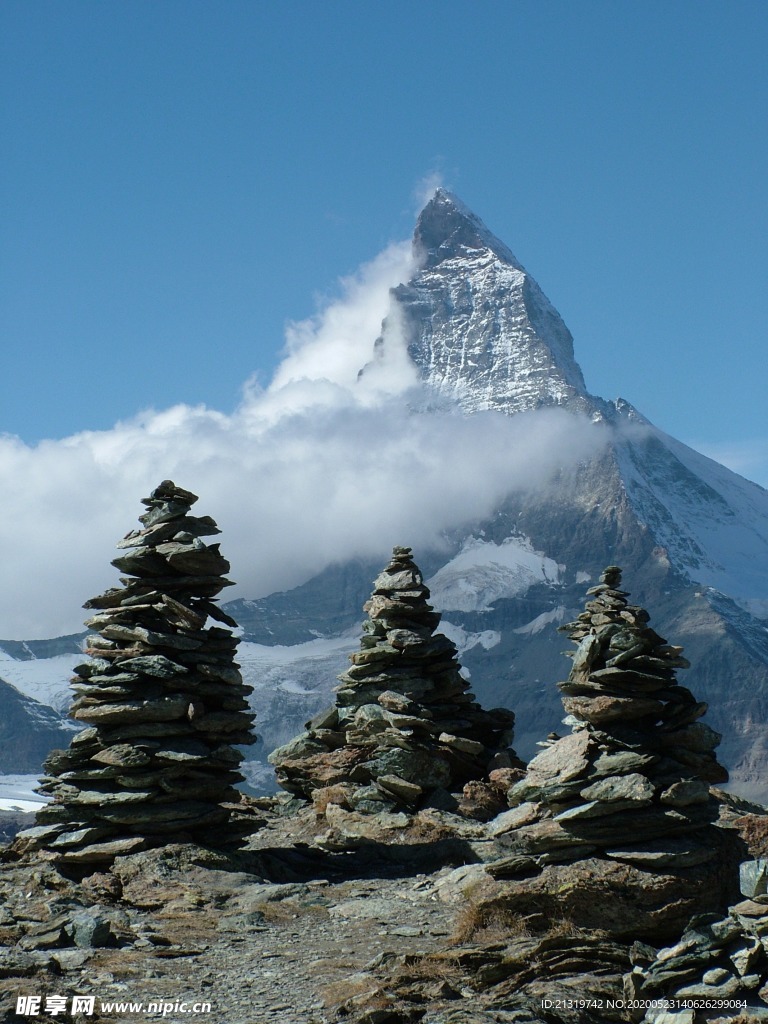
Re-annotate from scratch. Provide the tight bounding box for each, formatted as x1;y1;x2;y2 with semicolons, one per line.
0;775;47;813
438;620;501;655
0;654;79;714
236;634;359;782
427;536;562;612
396;249;586;414
237;632;357;695
617;427;768;620
514;606;568;635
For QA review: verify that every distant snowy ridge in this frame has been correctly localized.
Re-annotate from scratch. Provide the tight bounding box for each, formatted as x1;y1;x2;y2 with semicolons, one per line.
0;652;79;713
237;632;358;682
431;621;501;658
513;606;568;636
617;425;768;620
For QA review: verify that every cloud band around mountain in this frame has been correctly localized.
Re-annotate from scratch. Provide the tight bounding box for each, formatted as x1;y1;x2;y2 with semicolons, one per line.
0;237;608;639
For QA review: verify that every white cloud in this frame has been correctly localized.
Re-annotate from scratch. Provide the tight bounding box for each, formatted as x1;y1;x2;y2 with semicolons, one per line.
0;237;609;641
268;240;415;396
412;170;446;212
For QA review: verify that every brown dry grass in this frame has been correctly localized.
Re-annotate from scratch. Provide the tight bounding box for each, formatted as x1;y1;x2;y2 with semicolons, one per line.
399;818;459;844
450;887;579;946
311;784;353;816
450;900;534;944
317;974;385;1011
257;899;330;924
542;916;581;940
391;954;462;986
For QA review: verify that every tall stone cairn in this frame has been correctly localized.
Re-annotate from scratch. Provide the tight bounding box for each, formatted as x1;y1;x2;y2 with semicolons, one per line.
269;546;518;813
26;481;255;866
503;565;728;867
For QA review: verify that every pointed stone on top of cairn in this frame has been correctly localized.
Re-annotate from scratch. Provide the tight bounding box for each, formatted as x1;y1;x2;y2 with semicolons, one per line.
23;481;256;866
269;545;519;813
503;565;728;866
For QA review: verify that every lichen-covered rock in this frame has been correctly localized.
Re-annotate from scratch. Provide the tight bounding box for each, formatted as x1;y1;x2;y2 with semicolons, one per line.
270;546;521;810
460;852;742;947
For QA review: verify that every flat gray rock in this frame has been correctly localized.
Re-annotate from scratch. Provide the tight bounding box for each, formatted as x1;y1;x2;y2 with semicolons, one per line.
523;729;593;783
580;772;655;804
604;839;716;867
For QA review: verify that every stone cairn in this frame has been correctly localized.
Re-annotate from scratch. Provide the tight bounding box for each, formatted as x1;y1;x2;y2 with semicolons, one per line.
628;859;768;1010
502;565;728;867
269;546;518;813
23;481;255;866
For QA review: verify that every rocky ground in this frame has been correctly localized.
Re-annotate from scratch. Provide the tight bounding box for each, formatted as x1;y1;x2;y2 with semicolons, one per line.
3;793;768;1024
0;799;498;1024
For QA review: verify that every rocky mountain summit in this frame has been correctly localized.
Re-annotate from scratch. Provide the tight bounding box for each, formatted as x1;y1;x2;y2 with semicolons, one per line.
17;481;256;868
270;546;520;813
368;188;591;415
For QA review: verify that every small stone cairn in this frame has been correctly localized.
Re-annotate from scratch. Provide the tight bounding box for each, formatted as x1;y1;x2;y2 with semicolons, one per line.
501;565;728;867
22;481;255;866
269;546;518;813
628;860;768;1013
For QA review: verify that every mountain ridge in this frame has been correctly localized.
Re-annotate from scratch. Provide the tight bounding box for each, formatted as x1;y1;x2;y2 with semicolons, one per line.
384;188;592;414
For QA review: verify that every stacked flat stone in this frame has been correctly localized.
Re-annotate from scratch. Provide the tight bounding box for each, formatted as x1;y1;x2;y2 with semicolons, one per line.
502;566;728;866
628;862;768;1011
26;481;255;865
269;546;517;813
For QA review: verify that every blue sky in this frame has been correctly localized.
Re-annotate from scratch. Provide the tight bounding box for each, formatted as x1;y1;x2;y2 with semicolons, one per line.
2;0;766;476
0;1;767;638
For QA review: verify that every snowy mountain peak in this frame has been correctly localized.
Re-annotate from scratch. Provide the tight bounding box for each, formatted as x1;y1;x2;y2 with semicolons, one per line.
378;192;591;414
414;189;525;272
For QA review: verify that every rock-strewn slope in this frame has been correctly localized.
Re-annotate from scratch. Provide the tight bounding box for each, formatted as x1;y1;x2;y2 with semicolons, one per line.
18;481;255;867
3;795;767;1024
269;546;519;813
0;802;487;1024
